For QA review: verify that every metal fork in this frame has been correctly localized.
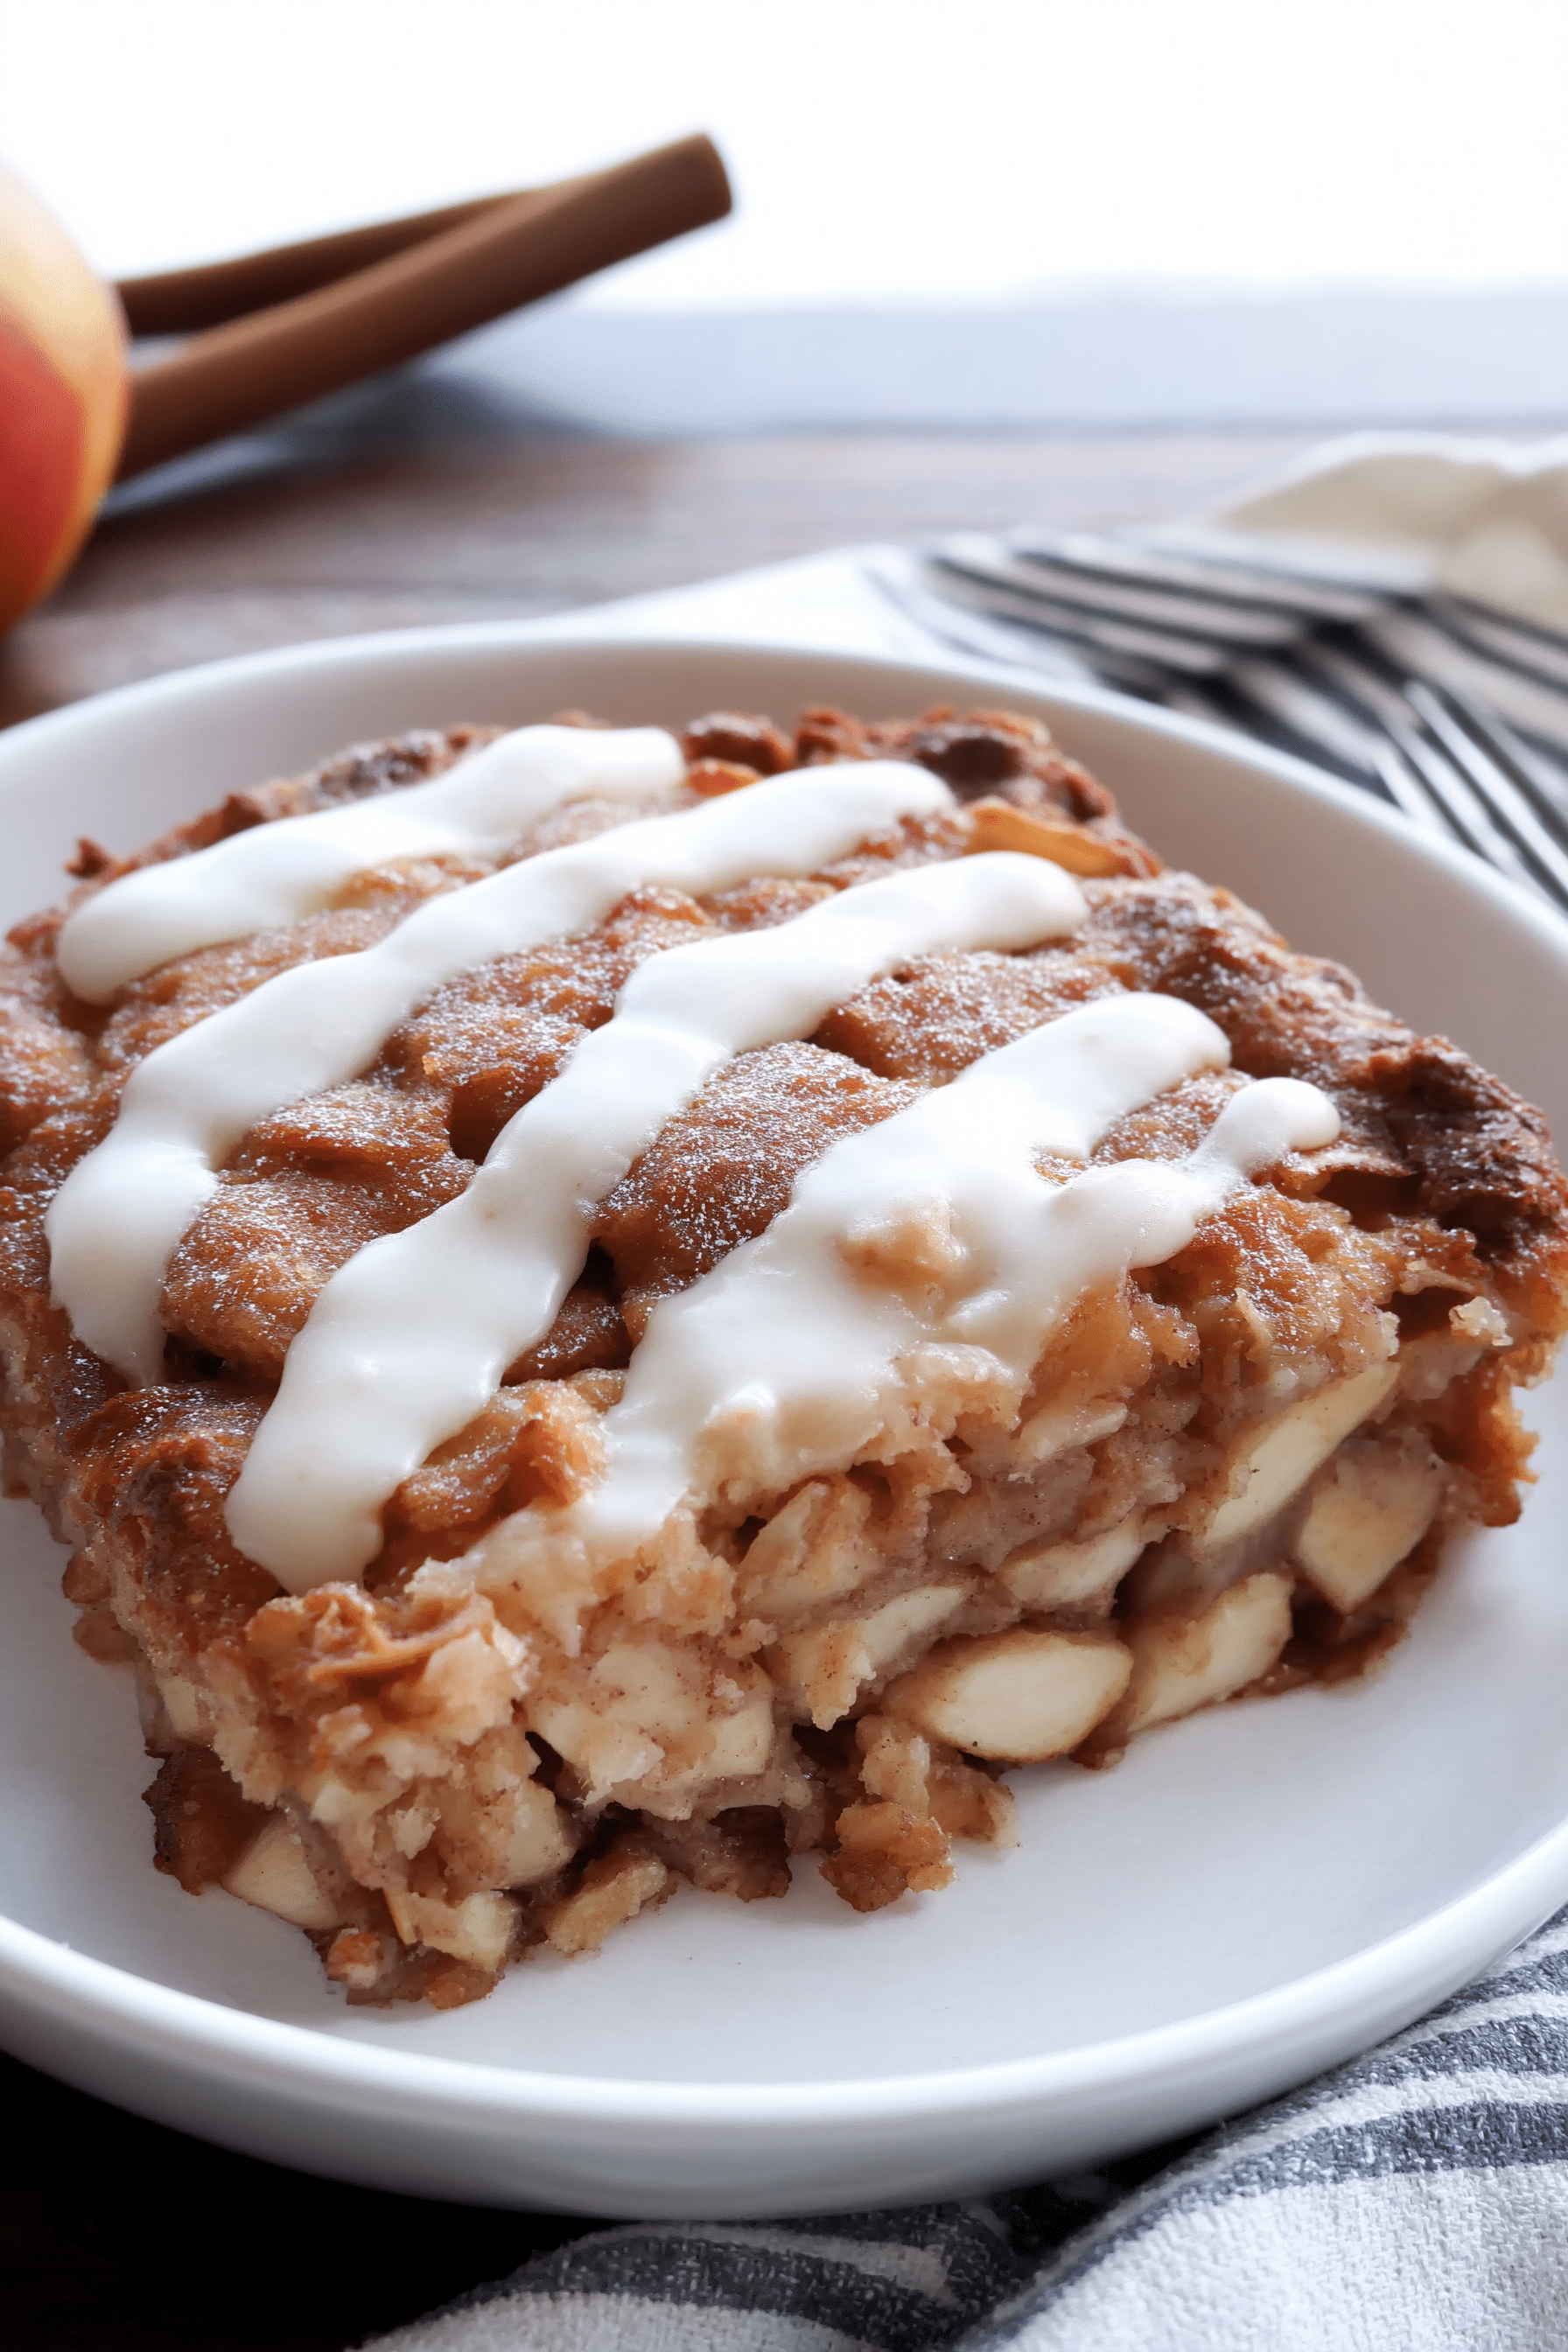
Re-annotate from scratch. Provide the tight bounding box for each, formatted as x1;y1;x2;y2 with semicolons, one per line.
1371;682;1568;917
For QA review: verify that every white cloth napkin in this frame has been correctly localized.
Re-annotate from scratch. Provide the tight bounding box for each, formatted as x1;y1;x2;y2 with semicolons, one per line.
1215;431;1568;629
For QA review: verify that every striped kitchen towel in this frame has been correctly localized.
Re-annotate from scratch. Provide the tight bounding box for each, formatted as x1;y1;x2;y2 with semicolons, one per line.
878;431;1568;833
368;1903;1568;2350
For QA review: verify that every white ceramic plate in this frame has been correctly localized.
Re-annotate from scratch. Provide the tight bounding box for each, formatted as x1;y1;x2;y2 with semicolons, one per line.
3;629;1567;2219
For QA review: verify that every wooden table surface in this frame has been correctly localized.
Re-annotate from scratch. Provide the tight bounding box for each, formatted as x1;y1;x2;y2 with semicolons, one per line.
4;370;1320;723
2;381;1327;2349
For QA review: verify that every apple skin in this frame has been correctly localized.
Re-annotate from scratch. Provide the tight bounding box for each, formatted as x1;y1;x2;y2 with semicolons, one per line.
0;165;128;634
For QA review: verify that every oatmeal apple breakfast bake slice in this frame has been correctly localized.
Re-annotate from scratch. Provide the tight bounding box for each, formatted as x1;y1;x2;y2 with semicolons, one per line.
2;702;1564;2009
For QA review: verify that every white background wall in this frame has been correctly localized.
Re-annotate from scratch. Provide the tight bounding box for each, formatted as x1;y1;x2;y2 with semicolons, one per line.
5;0;1567;304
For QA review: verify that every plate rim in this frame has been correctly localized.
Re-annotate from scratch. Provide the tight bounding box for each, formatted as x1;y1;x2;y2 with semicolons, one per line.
3;617;1566;2142
4;610;1563;964
2;1810;1565;2125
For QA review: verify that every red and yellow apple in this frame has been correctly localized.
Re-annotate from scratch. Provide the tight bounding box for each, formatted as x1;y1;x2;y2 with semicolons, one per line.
0;164;127;634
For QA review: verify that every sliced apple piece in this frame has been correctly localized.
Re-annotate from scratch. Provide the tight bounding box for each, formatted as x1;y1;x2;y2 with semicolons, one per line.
883;1625;1132;1761
386;1885;518;1972
998;1511;1148;1611
768;1582;970;1727
962;795;1129;877
1121;1570;1293;1738
500;1777;578;1888
1196;1361;1400;1555
1294;1434;1444;1613
739;1474;876;1618
222;1816;340;1933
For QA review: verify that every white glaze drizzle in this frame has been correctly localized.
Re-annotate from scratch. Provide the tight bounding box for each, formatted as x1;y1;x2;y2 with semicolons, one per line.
55;724;689;1004
227;850;1089;1587
46;761;956;1382
472;1001;1340;1604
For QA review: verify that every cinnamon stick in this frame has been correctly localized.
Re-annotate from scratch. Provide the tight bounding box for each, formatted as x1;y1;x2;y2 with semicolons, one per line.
116;133;731;480
116;195;516;334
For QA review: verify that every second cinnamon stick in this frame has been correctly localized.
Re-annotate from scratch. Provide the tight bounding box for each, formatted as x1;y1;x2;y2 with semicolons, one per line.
118;133;732;480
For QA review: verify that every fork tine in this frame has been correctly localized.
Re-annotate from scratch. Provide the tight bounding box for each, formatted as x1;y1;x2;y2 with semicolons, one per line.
1371;739;1454;840
1385;713;1557;904
1408;683;1568;914
1428;683;1568;849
